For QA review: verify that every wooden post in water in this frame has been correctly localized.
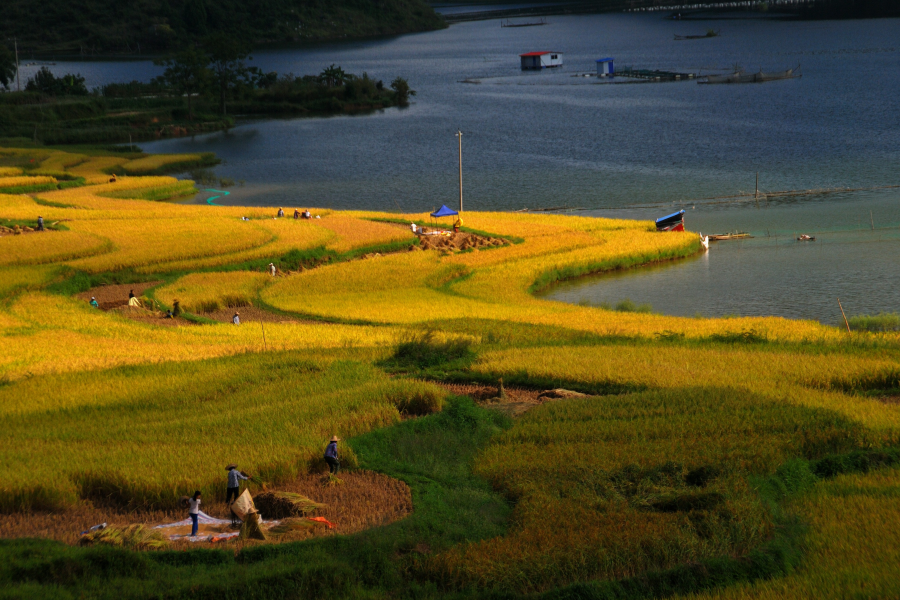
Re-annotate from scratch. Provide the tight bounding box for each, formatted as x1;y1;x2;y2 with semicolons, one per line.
455;129;463;213
755;172;759;200
838;298;851;335
870;211;875;230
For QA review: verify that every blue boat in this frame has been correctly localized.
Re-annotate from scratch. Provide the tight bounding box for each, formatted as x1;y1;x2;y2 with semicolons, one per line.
655;210;685;232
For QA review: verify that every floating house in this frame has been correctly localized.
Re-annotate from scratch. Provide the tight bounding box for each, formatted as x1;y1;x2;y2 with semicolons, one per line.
520;52;563;70
596;58;615;77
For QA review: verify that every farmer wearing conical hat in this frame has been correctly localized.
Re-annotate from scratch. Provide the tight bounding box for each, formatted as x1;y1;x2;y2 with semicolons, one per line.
324;436;340;474
225;464;250;505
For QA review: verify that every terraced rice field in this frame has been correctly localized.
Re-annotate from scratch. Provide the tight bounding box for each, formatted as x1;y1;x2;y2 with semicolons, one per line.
1;146;898;599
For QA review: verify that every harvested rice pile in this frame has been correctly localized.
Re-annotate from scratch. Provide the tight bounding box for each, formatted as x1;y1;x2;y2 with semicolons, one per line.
78;524;169;550
418;232;508;253
239;513;266;541
275;471;413;535
254;491;325;519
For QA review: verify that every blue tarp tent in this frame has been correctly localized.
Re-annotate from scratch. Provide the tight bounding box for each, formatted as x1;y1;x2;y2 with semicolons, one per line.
430;205;459;218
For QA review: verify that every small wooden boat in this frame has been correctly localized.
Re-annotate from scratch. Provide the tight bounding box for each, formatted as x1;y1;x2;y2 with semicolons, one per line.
674;30;719;40
797;234;816;241
501;18;548;27
656;210;685;232
708;231;752;241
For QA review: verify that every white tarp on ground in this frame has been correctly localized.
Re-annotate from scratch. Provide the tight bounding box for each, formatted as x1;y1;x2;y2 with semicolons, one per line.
169;532;241;543
153;511;232;529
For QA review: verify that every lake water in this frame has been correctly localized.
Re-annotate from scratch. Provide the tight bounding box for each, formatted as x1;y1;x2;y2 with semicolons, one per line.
24;13;900;322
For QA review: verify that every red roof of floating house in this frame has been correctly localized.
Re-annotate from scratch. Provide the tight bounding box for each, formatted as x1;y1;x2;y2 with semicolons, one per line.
519;51;561;57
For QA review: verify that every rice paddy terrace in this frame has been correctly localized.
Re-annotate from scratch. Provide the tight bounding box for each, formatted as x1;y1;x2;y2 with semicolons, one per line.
1;145;899;599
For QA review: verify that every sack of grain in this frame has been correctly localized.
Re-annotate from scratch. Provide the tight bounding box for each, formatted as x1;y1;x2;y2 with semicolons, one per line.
230;489;257;521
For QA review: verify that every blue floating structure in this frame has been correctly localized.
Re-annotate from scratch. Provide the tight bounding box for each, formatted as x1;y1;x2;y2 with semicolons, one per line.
596;58;615;77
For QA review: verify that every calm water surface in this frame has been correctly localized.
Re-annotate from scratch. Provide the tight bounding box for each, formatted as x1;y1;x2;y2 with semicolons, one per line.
25;14;900;322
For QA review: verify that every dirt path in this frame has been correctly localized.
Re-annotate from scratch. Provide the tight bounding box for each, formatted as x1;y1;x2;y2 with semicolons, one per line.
417;231;509;253
0;471;411;547
438;382;592;417
439;382;547;417
76;281;162;310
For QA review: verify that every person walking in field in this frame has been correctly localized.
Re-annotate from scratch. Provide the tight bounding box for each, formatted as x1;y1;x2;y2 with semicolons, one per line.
268;263;276;277
128;289;141;307
277;208;284;217
188;491;202;537
324;436;340;474
293;209;300;219
225;464;250;505
232;311;240;325
37;216;44;231
90;296;99;308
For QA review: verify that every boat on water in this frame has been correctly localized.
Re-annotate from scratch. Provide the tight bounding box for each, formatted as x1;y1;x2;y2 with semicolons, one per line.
700;65;800;84
674;31;719;40
501;18;548;27
656;210;685;232
797;235;816;241
708;232;752;241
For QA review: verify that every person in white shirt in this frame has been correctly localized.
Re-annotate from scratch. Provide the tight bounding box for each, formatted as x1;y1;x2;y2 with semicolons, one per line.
232;312;240;325
188;491;202;536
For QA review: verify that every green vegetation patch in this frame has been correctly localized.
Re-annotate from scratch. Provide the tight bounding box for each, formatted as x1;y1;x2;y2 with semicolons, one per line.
427;386;874;594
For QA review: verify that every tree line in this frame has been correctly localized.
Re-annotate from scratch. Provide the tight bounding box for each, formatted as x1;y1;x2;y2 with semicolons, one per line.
1;34;415;120
0;0;445;56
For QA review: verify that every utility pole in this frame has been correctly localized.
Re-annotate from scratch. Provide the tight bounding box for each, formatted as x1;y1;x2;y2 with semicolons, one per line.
455;129;463;213
14;38;20;92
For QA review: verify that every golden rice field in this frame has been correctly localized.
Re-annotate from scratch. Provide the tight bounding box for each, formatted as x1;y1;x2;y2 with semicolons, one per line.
1;145;899;598
0;352;446;512
0;175;58;188
155;271;271;313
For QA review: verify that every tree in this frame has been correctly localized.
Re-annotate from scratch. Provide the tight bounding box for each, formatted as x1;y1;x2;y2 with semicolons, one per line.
390;77;416;106
25;67;88;96
182;0;209;34
153;46;209;121
203;33;253;117
318;64;349;88
0;44;16;90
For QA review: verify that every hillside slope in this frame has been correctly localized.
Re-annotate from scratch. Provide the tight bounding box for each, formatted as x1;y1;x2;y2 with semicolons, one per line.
2;0;446;56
